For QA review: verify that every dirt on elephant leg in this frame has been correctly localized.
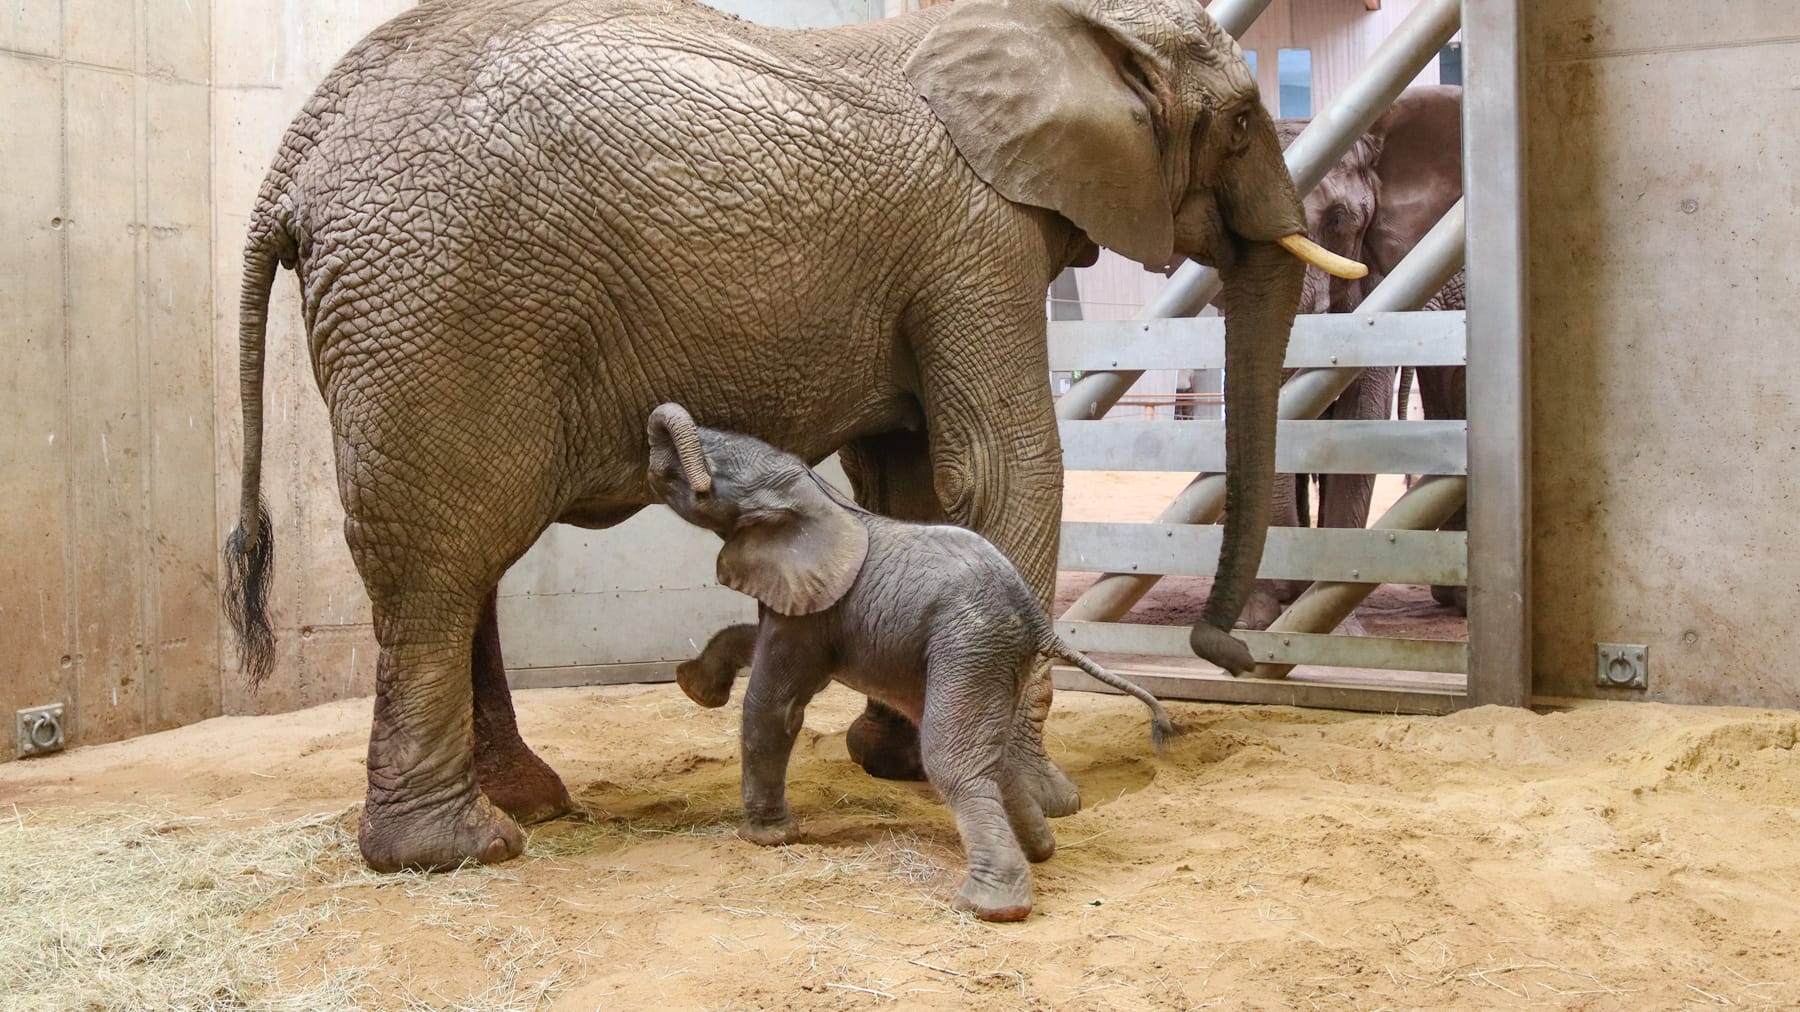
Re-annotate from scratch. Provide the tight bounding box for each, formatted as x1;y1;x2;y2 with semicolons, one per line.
470;592;575;825
845;700;927;782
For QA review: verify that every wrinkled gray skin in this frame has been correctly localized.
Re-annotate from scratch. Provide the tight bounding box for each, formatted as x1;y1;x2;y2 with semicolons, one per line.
645;404;1179;922
223;0;1312;873
1241;86;1464;630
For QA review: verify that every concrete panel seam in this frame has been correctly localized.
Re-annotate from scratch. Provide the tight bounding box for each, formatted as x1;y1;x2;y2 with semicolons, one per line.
1534;32;1800;65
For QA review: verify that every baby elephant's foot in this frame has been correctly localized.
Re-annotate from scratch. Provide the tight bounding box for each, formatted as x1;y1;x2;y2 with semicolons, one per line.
738;815;802;847
676;623;757;708
1015;817;1056;864
953;868;1033;922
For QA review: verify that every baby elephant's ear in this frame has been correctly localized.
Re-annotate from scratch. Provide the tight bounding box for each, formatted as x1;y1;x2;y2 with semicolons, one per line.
717;477;869;616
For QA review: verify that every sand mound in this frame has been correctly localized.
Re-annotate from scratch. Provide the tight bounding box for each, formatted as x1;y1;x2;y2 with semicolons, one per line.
3;685;1797;1008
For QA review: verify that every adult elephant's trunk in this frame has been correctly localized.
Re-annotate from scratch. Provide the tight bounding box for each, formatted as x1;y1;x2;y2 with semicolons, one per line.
1190;238;1306;674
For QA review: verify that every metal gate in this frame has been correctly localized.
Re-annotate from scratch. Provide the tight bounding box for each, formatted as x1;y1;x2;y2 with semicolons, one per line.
1048;0;1527;714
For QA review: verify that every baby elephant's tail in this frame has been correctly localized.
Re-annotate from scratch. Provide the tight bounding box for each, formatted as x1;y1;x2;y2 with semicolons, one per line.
1041;635;1184;751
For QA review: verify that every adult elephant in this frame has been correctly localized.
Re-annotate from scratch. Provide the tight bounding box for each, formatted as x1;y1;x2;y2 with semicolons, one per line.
224;0;1354;872
1240;85;1463;630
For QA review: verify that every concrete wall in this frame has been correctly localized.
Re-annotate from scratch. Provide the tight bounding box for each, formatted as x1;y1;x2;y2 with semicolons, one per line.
3;0;219;750
210;0;417;718
1522;0;1800;706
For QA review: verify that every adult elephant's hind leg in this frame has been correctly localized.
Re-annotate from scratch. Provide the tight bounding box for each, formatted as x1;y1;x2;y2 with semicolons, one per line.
472;589;574;824
358;566;523;872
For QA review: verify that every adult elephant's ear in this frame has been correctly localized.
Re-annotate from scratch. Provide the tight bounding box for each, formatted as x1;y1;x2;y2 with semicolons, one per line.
718;474;869;616
905;0;1175;267
1365;85;1462;280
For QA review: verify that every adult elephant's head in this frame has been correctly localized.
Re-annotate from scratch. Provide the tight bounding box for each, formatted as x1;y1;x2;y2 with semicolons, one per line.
905;0;1359;673
1281;84;1464;313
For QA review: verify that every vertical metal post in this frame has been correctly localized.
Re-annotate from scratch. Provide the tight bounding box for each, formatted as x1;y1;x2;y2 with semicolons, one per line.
1462;0;1531;708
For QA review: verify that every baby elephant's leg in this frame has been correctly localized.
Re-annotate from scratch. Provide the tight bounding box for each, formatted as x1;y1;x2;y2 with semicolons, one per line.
920;662;1034;922
999;764;1056;864
677;623;758;708
736;635;830;846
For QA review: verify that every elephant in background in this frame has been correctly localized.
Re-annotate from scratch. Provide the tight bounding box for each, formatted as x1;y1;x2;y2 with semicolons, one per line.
223;0;1353;872
1239;85;1465;630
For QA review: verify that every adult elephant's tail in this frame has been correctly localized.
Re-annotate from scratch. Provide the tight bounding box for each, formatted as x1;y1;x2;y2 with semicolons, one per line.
223;217;285;689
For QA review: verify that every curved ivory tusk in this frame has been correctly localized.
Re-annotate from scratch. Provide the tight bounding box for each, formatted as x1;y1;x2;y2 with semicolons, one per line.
1277;233;1368;280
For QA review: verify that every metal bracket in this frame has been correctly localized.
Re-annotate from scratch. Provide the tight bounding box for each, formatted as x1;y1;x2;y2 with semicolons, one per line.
16;703;65;758
1595;644;1648;690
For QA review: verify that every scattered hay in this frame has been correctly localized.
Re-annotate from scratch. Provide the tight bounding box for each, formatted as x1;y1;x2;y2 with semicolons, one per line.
0;804;364;1009
0;804;579;1011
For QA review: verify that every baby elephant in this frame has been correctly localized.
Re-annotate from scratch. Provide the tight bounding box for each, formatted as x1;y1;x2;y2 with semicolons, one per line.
646;403;1179;921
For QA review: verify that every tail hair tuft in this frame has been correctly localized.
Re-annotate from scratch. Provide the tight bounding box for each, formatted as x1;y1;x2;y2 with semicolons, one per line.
223;498;276;690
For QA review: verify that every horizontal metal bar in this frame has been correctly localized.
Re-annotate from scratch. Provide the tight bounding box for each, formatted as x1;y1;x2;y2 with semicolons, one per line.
1047;311;1466;372
1057;620;1468;674
1051;665;1462;715
1060;523;1466;585
507;661;677;690
1060;419;1466;475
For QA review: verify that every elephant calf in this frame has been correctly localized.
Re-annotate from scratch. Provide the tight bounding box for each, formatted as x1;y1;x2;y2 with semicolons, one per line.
646;404;1178;921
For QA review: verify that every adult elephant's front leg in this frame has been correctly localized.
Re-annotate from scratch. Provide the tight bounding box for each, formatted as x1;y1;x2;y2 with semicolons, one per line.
926;385;1080;818
836;430;938;783
470;590;574;824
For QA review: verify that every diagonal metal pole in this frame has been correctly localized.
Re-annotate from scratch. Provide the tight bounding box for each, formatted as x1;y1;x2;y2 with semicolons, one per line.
1206;0;1277;38
1055;0;1462;423
1062;199;1467;623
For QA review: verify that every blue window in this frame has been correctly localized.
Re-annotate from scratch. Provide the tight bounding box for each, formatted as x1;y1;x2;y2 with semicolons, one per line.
1278;48;1312;118
1439;42;1463;86
1244;50;1258;77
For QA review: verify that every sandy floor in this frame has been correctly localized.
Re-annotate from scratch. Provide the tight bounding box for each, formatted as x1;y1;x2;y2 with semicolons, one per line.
5;684;1798;1008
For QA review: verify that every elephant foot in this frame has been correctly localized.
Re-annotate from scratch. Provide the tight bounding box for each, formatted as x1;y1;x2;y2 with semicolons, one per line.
738;815;801;847
358;790;524;873
1013;815;1056;864
1237;587;1287;631
1009;748;1080;818
677;623;757;708
1432;584;1468;615
953;867;1032;923
476;744;575;826
846;707;927;782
